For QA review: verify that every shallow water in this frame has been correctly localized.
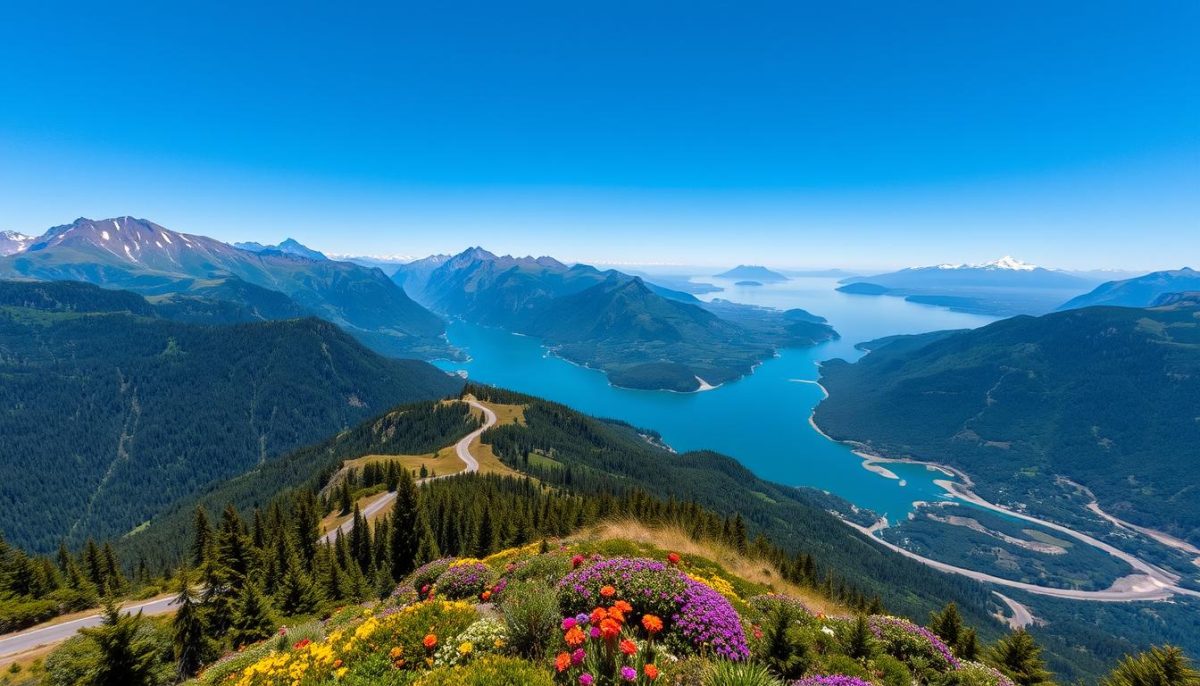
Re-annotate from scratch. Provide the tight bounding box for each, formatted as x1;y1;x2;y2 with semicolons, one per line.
435;276;998;522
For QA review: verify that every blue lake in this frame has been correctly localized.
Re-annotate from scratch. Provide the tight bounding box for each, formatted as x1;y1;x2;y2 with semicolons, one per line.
435;277;997;522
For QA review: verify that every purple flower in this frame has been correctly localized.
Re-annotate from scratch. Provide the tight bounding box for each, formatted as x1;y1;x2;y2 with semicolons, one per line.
571;648;585;665
579;675;594;686
620;666;637;681
791;675;875;686
869;615;960;670
575;613;590;625
562;617;577;630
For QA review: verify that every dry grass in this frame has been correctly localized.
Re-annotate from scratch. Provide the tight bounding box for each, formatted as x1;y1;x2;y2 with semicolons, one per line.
466;398;525;478
573;519;851;617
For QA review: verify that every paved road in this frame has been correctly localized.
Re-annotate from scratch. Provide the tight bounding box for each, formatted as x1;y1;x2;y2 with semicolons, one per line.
0;594;178;664
993;592;1036;629
318;398;495;545
1;399;499;662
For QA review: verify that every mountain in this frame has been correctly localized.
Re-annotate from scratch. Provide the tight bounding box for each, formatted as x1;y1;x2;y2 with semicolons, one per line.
715;264;789;282
0;217;448;358
391;253;451;300
0;230;35;256
1058;267;1200;311
234;237;328;261
405;248;837;390
836;257;1095;316
0;280;463;553
814;300;1200;547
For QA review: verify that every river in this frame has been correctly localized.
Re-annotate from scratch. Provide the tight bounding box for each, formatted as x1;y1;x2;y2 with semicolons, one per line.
434;276;997;522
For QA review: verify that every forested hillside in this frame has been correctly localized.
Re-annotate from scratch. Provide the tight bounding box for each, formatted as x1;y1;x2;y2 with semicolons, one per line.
0;282;462;553
814;301;1200;546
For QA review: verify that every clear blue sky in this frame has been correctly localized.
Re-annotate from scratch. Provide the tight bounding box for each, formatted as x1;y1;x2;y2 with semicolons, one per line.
0;1;1196;270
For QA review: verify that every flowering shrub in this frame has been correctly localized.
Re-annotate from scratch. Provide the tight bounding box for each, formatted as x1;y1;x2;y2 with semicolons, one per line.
747;594;815;619
952;661;1018;686
406;558;456;596
792;674;876;686
433;618;509;667
868;616;958;672
687;572;740;602
233;601;476;685
553;593;664;685
436;562;494;600
558;556;748;661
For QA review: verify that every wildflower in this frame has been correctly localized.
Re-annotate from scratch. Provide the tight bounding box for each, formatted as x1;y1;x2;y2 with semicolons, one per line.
481;590;491;601
608;606;625;623
600;618;622;639
388;646;403;659
571;554;585;568
423;634;438;649
293;638;311;650
579;674;595;686
613;600;633;614
565;625;586;647
575;613;590;625
562;617;577;631
621;665;638;681
589;626;602;639
332;659;343;668
335;666;348;679
571;648;586;665
600;585;616;598
555;652;572;672
644;664;660;680
667;552;681;565
620;638;637;655
590;608;608;624
641;614;663;634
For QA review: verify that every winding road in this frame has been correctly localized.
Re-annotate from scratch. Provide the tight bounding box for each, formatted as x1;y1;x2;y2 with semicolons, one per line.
318;398;495;544
0;399;499;664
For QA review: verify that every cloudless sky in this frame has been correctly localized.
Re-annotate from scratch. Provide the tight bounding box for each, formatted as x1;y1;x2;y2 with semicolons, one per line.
0;1;1196;270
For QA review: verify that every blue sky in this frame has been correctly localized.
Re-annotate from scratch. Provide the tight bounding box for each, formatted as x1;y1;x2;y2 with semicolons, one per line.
0;1;1196;270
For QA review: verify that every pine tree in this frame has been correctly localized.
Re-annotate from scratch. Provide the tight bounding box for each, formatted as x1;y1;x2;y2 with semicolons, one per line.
277;549;323;615
230;582;277;648
191;507;212;567
930;602;964;655
986;629;1054;686
847;614;874;661
80;600;161;686
959;627;979;661
172;572;212;679
389;468;421;580
338;480;354;516
1102;645;1200;686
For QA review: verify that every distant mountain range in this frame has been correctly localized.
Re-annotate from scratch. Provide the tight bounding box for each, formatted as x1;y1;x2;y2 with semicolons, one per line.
1058;267;1200;310
837;256;1096;315
234;237;329;261
395;248;836;391
715;264;789;282
814;297;1200;546
0;230;35;256
0;217;449;358
0;280;462;552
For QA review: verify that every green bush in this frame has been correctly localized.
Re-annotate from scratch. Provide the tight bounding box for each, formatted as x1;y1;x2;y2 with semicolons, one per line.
499;580;561;660
414;655;554;686
704;661;786;686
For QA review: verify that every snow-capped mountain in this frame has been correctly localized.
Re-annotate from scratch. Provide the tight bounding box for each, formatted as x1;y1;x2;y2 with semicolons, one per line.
0;230;36;256
837;256;1093;315
234;238;328;261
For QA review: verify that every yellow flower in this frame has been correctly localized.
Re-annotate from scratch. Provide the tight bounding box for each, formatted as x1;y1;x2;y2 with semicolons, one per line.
335;666;348;679
458;641;474;655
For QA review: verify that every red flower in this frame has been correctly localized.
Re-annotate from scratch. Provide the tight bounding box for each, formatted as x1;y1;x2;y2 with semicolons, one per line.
619;639;637;655
641;614;663;634
590;607;608;624
599;585;616;598
644;664;660;680
481;590;492;601
292;638;311;650
667;552;681;565
555;652;571;672
423;634;438;650
600;618;621;639
571;554;585;568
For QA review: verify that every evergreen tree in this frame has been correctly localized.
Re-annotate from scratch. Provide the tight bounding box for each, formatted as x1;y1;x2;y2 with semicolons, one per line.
846;614;874;662
191;507;212;568
930;602;962;649
277;549;323;615
1102;645;1200;686
172;572;212;679
958;627;979;661
230;582;277;648
338;480;354;516
986;629;1054;686
80;600;161;686
389;468;421;580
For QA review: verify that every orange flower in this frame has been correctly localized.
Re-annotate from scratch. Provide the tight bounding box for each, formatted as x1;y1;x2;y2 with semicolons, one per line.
608;606;625;623
641;614;663;634
619;638;637;655
645;664;660;680
613;600;633;614
333;659;343;668
481;590;492;601
564;625;586;647
555;651;571;672
600;617;622;639
590;607;608;624
422;634;438;649
599;585;616;598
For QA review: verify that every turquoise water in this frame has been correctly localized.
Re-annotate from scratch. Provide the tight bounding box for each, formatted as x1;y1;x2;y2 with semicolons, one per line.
434;277;997;522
